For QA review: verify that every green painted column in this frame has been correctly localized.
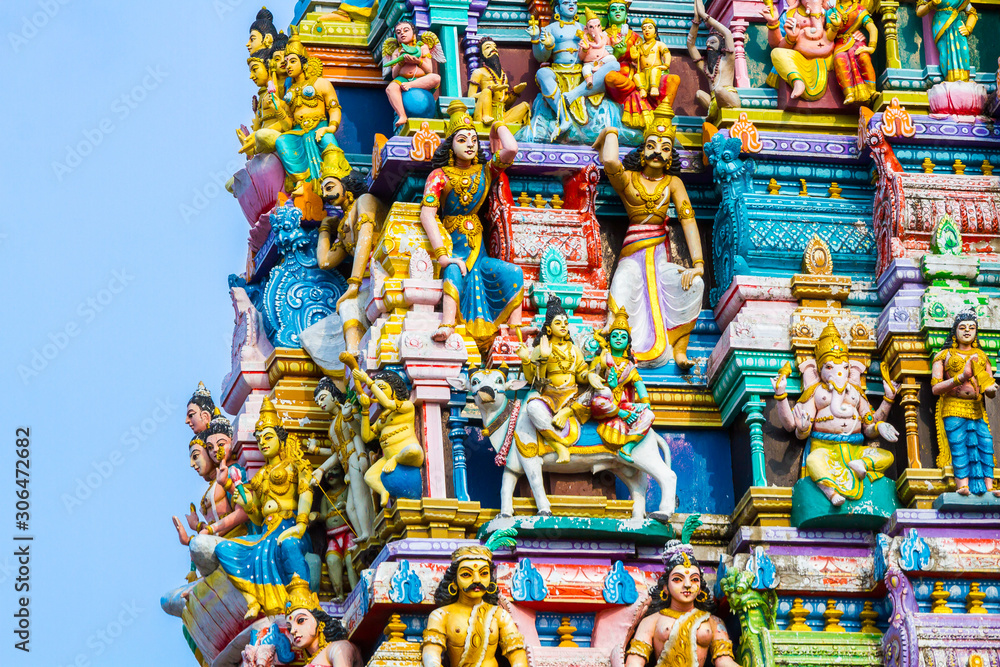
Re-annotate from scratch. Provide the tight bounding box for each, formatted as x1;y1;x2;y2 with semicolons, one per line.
742;394;768;487
437;25;462;98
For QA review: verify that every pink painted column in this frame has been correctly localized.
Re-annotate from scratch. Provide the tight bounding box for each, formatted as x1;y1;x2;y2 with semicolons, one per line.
731;19;751;88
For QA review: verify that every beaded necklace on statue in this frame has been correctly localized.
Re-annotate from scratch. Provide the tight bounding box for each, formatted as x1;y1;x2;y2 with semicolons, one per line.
549;339;578;373
631;170;672;212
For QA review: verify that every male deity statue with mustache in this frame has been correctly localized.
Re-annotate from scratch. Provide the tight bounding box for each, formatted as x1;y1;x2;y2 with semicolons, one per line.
422;538;527;667
467;38;531;127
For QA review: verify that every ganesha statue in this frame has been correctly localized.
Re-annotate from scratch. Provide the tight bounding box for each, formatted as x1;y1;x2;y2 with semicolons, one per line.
772;322;901;528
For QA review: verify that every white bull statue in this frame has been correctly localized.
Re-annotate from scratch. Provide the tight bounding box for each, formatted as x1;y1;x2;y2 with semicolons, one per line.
449;369;678;520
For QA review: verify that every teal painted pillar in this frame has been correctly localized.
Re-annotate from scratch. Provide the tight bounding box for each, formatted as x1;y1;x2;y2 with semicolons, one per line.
742;394;768;487
437;25;462;98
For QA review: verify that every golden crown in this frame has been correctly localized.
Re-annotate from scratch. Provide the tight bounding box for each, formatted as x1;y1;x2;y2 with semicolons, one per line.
815;322;849;365
643;99;677;142
452;545;495;564
609;306;632;336
583;6;600;22
445;99;476;137
285;574;320;613
285;33;307;60
256;396;283;432
193;381;211;398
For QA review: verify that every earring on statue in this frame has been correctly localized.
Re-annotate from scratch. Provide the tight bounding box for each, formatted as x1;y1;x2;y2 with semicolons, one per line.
486;582;498;594
448;153;455;167
660;588;669;601
472;154;479;166
639;153;647;167
448;582;458;597
696;590;708;603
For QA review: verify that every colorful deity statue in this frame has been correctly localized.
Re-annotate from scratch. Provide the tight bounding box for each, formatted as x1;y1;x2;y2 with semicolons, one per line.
917;0;978;82
313;377;374;540
633;19;671;103
590;308;655;463
172;432;235;546
626;540;739;667
186;381;219;434
214;397;315;618
237;48;292;156
284;576;362;666
317;463;356;600
204;415;250;512
275;33;351;188
761;0;835;101
268;32;289;98
467;39;530;127
931;312;1000;497
592;103;705;370
420;101;524;344
605;1;660;126
579;7;616;89
527;0;648;139
380;21;445;127
825;0;878;103
772;322;899;508
347;361;425;507
317;172;387;355
688;0;740;122
422;532;528;667
517;296;605;463
247;7;277;54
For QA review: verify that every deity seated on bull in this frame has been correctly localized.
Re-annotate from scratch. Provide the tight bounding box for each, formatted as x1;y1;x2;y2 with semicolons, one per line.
518;0;658;145
452;296;678;520
772;322;901;528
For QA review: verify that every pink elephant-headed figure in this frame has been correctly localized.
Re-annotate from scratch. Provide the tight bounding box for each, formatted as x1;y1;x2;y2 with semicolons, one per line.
241;623;296;667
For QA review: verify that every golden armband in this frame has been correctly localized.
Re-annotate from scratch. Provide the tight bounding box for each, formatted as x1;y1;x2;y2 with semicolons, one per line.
421;628;447;649
711;637;735;661
627;639;653;661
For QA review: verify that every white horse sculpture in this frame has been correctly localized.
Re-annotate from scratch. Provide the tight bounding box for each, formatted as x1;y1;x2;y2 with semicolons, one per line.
450;369;678;520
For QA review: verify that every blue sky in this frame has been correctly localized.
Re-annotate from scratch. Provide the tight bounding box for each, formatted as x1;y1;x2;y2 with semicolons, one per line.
1;1;281;663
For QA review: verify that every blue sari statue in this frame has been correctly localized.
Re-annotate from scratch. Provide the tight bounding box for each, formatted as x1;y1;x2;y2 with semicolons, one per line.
419;101;524;344
214;397;314;618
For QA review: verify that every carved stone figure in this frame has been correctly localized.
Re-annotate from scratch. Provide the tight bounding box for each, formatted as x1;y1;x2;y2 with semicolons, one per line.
313;378;374;540
317;173;387;355
186;381;218;434
626;540;740;667
285;576;362;665
247;7;277;54
772;323;899;513
916;0;978;82
825;0;878;103
931;311;1000;497
419;101;523;344
688;0;740;122
237;48;291;156
593;103;705;370
719;569;776;667
347;359;425;507
380;22;444;127
761;0;834;101
214;397;315;618
422;532;528;667
467;39;530;127
275;34;351;187
172;432;234;546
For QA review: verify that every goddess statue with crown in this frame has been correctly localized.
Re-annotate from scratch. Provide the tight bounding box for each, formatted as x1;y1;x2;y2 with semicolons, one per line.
214;396;316;619
590;307;655;463
772;322;899;512
422;529;527;667
593;101;705;370
283;575;361;666
420;100;524;344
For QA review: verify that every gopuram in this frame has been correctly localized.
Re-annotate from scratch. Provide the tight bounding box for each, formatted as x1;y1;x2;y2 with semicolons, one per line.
163;3;1000;666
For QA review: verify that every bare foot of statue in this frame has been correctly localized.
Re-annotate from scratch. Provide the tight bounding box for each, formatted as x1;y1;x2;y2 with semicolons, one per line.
395;115;408;127
244;601;261;620
848;459;867;479
431;325;454;342
674;350;694;371
551;407;572;430
552;443;571;464
482;114;495;125
790;80;806;99
586;75;594;88
821;485;846;507
956;478;971;496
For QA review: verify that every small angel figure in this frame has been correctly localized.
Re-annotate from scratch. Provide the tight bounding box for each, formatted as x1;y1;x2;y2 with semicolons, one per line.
381;21;445;127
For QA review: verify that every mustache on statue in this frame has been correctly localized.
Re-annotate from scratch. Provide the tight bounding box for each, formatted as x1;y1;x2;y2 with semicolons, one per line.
464;583;488;593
